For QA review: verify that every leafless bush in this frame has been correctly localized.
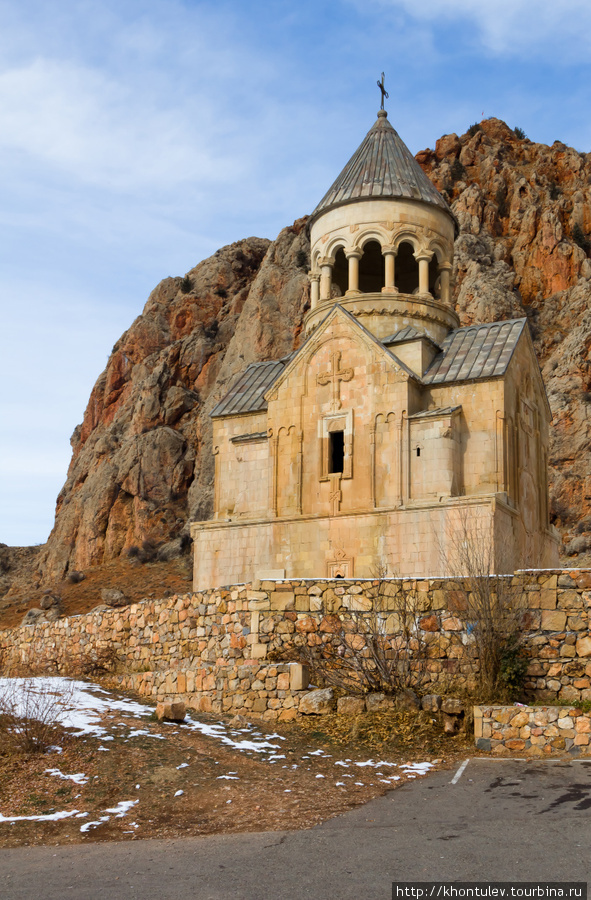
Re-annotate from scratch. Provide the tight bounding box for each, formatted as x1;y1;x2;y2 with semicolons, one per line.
293;578;429;697
67;647;119;677
0;677;74;754
66;570;85;584
439;509;527;701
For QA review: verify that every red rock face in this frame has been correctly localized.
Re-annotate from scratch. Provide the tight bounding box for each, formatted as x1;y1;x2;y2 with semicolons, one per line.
38;120;591;579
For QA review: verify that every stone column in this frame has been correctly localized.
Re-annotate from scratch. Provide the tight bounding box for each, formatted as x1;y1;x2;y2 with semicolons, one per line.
382;245;397;293
415;251;433;296
319;256;334;302
439;262;452;304
345;249;362;295
309;273;320;309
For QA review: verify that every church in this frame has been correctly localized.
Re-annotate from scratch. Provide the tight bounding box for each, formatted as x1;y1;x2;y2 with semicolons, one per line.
191;106;559;587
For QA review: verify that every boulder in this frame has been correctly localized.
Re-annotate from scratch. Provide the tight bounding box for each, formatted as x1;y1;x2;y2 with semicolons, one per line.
337;696;365;716
39;593;61;610
100;588;127;607
21;608;45;626
298;688;336;715
156;701;186;721
395;688;421;711
365;692;395;711
421;694;442;712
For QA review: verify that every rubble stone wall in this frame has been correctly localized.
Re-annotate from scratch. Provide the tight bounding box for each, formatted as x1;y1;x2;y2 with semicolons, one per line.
1;570;591;720
474;705;591;755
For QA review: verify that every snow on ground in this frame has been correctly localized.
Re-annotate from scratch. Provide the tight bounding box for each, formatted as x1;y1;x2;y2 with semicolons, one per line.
45;768;88;784
0;677;439;828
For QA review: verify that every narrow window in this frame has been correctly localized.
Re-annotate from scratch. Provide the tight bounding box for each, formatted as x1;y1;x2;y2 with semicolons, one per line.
329;430;345;474
416;447;421;457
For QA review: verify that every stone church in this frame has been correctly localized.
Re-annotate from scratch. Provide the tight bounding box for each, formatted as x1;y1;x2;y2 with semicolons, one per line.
191;109;559;588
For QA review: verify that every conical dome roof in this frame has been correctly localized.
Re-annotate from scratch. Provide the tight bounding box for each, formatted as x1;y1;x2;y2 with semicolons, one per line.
310;111;457;231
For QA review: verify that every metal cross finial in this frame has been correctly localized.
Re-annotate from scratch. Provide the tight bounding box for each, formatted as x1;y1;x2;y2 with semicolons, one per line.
377;72;389;111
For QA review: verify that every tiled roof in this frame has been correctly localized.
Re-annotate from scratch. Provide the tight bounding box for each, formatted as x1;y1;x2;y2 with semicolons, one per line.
210;317;528;419
310;111;457;229
210;360;287;418
382;326;421;345
424;319;527;385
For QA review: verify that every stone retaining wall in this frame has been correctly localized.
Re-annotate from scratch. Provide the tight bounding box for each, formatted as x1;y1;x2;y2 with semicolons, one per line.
474;704;591;755
0;570;591;718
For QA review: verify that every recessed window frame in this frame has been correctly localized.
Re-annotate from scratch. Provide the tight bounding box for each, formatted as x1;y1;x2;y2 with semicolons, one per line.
320;411;353;481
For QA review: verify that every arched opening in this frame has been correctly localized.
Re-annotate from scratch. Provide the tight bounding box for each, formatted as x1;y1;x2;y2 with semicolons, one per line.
358;240;384;293
331;248;348;297
428;255;440;297
395;241;419;294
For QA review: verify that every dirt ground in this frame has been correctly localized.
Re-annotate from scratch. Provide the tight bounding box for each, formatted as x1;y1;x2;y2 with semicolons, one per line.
0;683;473;849
0;556;193;630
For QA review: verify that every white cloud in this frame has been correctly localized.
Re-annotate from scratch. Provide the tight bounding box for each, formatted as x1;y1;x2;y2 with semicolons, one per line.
365;0;591;59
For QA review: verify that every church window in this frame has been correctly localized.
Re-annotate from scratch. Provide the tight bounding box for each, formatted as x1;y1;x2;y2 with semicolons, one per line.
332;248;348;296
394;241;419;294
416;446;421;457
428;254;439;296
358;240;384;293
329;430;345;474
320;411;353;480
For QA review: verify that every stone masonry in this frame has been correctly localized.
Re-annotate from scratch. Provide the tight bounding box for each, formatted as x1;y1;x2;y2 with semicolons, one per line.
474;705;591;756
1;570;591;720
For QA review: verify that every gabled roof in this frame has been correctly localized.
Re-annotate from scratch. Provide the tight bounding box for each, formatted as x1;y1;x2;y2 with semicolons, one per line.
424;319;527;385
383;326;440;350
310;111;458;231
210;315;533;420
264;303;420;401
210;360;287;418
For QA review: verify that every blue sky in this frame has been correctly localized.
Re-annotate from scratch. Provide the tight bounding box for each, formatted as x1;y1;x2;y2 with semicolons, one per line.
1;0;591;546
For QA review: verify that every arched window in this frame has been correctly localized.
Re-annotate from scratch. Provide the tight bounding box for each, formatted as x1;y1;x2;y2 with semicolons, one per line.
358;240;384;293
395;241;419;294
332;247;348;297
428;254;440;297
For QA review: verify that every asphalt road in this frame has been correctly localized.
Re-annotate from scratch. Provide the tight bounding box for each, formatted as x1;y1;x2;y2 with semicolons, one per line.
2;758;590;900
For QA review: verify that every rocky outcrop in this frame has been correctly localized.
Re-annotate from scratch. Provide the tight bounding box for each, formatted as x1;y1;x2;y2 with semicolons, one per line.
33;120;591;580
38;223;310;579
419;119;591;544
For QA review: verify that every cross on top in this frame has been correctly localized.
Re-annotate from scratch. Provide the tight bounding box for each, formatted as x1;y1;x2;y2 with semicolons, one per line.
317;351;354;410
377;72;389;111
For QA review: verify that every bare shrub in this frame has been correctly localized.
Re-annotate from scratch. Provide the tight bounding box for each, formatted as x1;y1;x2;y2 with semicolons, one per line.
67;647;119;677
66;570;85;584
439;510;527;701
292;578;429;697
0;677;74;754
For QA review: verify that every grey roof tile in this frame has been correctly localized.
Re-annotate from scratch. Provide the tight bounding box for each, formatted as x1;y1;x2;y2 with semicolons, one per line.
424;319;527;385
210;360;287;418
310;111;457;230
383;326;421;344
407;405;462;419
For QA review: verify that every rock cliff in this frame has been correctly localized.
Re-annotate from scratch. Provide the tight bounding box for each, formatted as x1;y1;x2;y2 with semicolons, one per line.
35;119;591;580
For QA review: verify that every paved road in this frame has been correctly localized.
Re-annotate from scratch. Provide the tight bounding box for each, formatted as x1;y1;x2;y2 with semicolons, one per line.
2;758;591;900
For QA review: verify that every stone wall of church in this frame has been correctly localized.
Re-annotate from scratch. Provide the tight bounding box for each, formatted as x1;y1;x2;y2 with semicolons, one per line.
1;570;591;720
191;498;530;586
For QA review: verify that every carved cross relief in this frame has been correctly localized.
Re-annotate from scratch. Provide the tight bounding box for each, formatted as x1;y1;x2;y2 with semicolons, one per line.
329;472;342;515
316;351;354;411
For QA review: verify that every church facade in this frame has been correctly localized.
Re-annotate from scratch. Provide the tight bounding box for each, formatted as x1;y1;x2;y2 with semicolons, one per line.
191;110;559;588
